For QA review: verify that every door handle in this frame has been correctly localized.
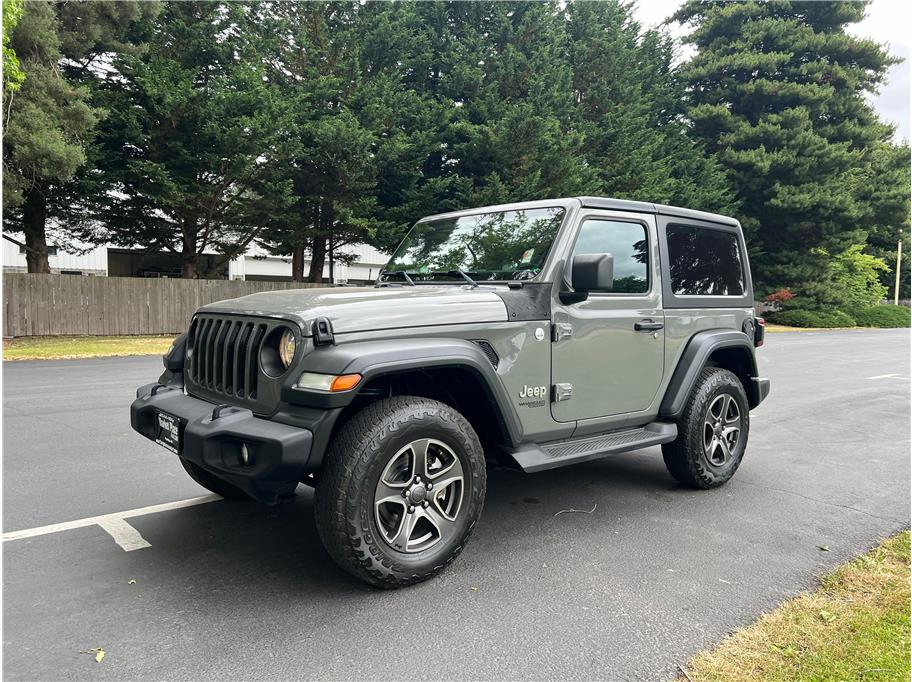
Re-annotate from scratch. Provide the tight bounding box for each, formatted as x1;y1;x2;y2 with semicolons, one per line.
634;320;664;332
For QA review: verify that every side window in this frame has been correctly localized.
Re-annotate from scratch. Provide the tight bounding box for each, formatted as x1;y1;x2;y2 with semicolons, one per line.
666;224;744;296
572;219;649;293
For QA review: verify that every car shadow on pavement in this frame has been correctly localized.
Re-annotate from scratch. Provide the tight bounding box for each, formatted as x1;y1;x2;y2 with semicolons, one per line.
132;448;688;601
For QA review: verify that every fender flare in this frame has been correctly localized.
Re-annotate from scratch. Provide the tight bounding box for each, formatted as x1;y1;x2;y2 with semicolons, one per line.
281;337;523;446
659;330;760;419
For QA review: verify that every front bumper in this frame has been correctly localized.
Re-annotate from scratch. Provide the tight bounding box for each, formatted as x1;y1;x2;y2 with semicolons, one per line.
130;383;313;504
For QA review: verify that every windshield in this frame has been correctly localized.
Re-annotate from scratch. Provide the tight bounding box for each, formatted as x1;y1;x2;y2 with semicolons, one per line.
380;207;566;283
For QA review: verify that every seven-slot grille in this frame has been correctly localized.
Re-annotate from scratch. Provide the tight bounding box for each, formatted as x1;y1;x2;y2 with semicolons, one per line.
187;315;268;399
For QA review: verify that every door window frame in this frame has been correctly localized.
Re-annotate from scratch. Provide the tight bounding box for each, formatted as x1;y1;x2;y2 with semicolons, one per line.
656;214;754;309
561;212;657;300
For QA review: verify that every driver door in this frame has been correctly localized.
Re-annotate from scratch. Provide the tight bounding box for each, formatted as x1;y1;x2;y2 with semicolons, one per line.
551;212;665;423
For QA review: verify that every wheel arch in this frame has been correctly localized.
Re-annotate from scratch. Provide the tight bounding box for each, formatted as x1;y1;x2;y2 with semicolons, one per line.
660;330;762;418
284;338;523;466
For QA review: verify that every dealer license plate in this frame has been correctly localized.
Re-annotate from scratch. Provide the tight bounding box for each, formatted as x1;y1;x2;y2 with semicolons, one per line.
154;410;182;454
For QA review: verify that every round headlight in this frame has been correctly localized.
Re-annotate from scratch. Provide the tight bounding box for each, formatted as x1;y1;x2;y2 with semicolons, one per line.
279;329;297;368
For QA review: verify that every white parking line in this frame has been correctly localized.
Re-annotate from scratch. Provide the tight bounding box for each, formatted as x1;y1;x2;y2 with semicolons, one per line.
2;494;221;551
97;518;153;551
868;373;905;380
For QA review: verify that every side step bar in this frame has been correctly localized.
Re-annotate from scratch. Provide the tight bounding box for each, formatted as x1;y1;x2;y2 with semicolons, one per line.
508;422;678;473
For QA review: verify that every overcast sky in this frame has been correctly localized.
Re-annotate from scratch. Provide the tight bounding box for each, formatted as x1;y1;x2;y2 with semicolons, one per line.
630;0;911;142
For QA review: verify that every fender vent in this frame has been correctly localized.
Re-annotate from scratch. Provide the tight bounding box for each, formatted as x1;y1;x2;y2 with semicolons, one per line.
471;340;499;369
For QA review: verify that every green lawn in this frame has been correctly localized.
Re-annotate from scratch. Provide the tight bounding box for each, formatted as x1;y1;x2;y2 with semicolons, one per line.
683;532;911;681
3;335;176;361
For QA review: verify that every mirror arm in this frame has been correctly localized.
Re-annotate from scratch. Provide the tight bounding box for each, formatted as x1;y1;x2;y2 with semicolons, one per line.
559;289;588;304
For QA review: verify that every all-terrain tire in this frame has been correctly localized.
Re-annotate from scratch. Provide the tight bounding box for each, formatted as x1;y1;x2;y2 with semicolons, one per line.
314;396;486;588
180;458;249;499
662;367;750;489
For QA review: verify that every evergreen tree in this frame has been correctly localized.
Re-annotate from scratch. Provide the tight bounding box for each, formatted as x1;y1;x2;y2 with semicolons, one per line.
568;0;733;211
674;0;906;300
864;143;910;299
253;2;377;282
2;0;152;273
86;1;292;278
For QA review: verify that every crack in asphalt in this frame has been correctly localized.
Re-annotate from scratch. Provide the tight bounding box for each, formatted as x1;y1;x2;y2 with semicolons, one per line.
739;480;907;524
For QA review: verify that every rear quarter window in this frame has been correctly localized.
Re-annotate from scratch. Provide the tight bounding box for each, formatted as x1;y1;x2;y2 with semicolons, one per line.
666;225;745;296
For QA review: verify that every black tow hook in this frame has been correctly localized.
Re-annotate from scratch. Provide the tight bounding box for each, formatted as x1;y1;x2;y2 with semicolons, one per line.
211;403;232;421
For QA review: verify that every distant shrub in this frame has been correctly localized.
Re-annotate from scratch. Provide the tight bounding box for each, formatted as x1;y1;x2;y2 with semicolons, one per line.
813;245;890;309
847;305;911;328
768;309;856;328
765;288;794;306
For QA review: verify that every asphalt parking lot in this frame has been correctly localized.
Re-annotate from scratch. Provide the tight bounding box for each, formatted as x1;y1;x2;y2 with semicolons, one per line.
3;328;909;680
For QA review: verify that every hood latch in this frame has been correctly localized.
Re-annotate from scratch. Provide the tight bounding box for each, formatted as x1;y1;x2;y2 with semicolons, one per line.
312;317;335;346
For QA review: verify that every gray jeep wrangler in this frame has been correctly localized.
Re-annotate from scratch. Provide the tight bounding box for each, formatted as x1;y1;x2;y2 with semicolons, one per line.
131;197;769;587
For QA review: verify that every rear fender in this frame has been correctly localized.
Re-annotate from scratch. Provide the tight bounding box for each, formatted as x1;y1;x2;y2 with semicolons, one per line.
660;330;764;417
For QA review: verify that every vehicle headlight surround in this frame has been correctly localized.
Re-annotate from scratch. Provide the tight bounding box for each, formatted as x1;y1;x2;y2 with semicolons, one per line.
260;325;299;378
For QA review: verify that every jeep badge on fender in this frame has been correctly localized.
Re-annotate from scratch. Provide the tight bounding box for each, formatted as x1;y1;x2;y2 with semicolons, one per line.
519;385;547;399
130;196;769;588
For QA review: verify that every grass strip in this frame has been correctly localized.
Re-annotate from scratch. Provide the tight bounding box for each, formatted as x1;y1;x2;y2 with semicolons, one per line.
683;531;911;681
3;335;175;361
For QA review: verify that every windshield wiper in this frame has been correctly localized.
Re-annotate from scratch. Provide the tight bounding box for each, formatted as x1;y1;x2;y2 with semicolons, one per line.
444;269;479;288
380;271;416;286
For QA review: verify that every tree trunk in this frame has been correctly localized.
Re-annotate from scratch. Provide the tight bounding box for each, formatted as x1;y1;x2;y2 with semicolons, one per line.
328;234;334;284
181;223;198;278
181;257;198;279
22;188;51;274
307;236;327;283
291;242;305;282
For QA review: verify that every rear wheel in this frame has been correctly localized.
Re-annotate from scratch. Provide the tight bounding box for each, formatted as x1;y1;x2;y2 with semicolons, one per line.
662;367;749;488
179;458;249;499
314;396;486;588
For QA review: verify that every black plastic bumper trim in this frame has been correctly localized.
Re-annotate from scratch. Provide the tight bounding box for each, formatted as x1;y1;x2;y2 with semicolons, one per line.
751;377;770;406
131;383;313;504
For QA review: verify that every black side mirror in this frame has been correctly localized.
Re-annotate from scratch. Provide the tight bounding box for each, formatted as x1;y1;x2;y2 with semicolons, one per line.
560;253;614;304
576;251;614;287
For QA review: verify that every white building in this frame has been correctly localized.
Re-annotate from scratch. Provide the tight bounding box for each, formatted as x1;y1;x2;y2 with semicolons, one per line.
227;242;389;283
1;235;390;284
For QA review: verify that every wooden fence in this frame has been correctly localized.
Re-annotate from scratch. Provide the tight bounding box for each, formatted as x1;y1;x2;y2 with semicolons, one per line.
2;273;329;337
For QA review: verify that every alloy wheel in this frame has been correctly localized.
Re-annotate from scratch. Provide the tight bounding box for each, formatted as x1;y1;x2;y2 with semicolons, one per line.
703;393;741;466
374;438;465;553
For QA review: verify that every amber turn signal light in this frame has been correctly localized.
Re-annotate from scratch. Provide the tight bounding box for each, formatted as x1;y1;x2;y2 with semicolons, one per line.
329;373;362;392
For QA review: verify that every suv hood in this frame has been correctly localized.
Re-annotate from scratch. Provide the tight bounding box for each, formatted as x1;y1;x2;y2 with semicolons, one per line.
199;286;508;335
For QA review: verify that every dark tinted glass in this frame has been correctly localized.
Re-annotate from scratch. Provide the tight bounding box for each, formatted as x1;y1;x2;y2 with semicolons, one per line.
666;225;744;296
572;220;648;293
382;207;565;282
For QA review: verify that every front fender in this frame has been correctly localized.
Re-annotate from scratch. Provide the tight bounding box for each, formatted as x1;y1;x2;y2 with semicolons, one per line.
280;337;523;445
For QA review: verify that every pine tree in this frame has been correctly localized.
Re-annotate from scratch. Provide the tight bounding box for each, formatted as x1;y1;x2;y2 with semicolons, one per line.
86;1;292;278
568;0;733;211
674;0;906;300
2;0;153;273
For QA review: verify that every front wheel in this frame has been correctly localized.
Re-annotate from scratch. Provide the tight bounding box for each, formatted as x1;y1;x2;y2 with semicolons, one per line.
662;367;750;489
314;396;486;588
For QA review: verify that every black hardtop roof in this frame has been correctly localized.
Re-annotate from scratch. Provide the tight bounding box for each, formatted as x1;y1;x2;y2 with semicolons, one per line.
576;196;739;227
